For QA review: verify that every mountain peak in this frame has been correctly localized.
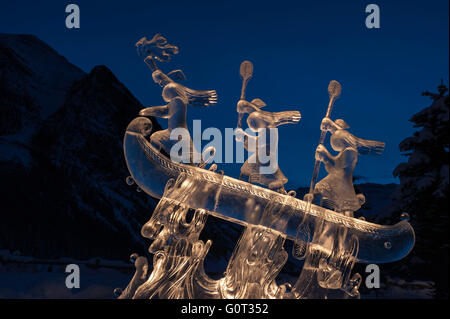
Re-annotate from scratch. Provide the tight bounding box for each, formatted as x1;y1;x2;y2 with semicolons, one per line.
0;33;85;121
1;34;161;259
89;65;119;83
0;33;83;71
65;64;143;118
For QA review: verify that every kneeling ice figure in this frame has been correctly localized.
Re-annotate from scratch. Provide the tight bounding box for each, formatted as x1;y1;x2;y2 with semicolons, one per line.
139;69;218;163
236;98;301;194
136;34;218;164
313;117;385;214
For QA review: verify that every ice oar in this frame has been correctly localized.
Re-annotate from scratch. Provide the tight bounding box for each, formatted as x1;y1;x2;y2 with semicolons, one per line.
307;80;342;195
293;80;341;260
237;60;253;128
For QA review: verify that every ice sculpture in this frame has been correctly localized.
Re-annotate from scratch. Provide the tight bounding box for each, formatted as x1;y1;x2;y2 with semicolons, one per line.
119;176;213;299
136;34;217;164
222;61;301;298
292;82;385;297
313;117;385;214
235;61;301;194
118;34;415;299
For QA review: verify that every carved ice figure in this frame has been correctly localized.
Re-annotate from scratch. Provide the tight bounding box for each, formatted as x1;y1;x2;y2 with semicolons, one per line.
312;117;385;214
136;35;218;164
227;96;300;298
236;99;301;194
235;61;300;194
139;70;217;162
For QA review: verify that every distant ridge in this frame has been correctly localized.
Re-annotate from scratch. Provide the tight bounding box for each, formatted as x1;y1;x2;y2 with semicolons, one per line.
0;34;162;260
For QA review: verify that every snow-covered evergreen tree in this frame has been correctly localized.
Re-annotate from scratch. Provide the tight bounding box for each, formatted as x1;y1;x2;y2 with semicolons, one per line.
393;80;449;298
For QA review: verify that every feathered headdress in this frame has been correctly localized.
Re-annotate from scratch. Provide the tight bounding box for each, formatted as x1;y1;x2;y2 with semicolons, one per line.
136;35;218;107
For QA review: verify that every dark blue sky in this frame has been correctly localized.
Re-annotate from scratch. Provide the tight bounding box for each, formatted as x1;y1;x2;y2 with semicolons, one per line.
1;0;448;188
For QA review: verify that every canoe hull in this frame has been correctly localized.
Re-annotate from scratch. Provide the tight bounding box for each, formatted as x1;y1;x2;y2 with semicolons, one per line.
124;118;415;263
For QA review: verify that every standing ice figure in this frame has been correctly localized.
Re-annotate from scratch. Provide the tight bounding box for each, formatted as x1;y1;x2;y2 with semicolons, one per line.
136;34;218;164
313;117;385;215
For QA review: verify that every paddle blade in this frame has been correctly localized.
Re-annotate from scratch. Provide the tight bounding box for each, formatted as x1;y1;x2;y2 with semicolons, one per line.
328;80;342;99
240;60;253;80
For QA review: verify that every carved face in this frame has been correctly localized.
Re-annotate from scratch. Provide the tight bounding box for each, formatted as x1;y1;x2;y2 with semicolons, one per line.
247;111;269;132
330;129;354;152
237;100;259;115
162;82;187;103
126;117;153;137
152;70;172;87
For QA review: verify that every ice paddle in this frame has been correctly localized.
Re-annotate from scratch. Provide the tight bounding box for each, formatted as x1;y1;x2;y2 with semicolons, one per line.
293;80;341;260
308;80;342;195
237;61;253;128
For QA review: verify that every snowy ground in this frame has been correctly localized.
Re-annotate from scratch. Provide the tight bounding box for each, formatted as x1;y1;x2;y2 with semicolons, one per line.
0;266;132;299
361;276;435;299
0;250;133;298
0;250;435;299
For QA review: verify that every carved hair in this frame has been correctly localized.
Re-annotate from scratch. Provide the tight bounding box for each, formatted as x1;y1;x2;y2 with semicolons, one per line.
332;129;385;155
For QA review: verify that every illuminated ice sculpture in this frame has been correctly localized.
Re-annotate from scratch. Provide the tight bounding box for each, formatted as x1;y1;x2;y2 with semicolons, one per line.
118;34;415;299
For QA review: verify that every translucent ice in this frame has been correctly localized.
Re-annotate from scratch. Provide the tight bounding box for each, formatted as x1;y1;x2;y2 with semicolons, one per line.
120;39;414;299
235;61;301;194
313;117;385;213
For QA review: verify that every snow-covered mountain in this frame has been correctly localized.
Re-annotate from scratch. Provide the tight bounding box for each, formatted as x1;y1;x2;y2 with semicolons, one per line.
0;34;86;165
0;34;245;266
0;34;163;260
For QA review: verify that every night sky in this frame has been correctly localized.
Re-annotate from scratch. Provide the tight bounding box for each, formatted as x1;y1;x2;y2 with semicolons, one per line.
1;0;448;189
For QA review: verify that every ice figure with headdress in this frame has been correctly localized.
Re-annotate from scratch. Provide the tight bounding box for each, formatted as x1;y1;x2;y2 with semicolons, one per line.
215;61;301;299
313;117;385;216
235;89;301;193
236;100;301;194
136;34;218;164
293;116;386;297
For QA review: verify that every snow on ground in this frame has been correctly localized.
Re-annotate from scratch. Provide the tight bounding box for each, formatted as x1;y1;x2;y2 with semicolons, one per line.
0;266;132;299
0;250;133;298
362;277;435;299
0;250;435;299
